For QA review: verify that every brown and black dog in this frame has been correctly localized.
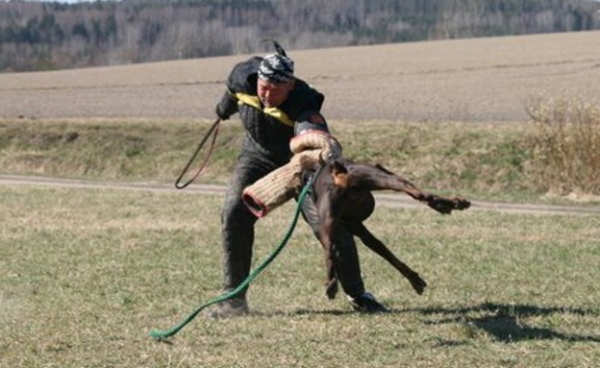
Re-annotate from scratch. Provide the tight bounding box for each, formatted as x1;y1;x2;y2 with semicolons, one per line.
307;159;470;300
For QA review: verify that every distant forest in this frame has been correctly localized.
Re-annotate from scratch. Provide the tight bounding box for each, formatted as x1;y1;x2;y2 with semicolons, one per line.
1;0;599;72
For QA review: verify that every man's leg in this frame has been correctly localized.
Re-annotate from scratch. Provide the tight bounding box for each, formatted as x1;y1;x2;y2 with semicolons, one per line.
209;152;274;318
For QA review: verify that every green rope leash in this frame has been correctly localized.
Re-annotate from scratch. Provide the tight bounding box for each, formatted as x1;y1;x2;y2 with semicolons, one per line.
149;179;314;341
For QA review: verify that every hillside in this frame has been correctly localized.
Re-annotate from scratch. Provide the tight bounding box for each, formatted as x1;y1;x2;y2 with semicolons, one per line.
1;30;599;122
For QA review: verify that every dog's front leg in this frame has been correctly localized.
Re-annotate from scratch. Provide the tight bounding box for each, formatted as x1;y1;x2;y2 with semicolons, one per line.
316;188;346;300
320;235;338;300
367;164;471;214
318;216;338;300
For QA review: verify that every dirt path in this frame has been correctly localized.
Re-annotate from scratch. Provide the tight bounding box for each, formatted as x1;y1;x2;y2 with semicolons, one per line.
1;174;599;216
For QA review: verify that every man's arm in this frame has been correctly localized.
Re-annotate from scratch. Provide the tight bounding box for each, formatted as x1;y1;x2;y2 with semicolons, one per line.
215;56;262;120
292;110;343;162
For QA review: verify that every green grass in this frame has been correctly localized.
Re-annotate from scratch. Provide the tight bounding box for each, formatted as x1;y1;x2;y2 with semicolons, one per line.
1;184;599;368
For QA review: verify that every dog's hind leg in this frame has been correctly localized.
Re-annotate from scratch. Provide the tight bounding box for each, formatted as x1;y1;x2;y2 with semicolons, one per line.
349;221;427;295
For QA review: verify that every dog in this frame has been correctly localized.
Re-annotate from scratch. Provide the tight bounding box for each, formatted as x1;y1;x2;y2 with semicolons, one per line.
306;159;471;300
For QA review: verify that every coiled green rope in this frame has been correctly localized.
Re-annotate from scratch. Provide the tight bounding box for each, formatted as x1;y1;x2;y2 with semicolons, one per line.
149;179;314;341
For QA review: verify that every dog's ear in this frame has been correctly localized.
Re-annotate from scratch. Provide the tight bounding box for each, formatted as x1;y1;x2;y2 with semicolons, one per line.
330;160;348;188
332;160;348;174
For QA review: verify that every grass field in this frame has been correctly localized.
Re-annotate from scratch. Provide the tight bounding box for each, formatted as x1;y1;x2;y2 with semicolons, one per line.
1;185;599;368
1;31;600;367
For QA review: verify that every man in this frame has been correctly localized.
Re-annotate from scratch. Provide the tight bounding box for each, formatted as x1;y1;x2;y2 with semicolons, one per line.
210;43;387;317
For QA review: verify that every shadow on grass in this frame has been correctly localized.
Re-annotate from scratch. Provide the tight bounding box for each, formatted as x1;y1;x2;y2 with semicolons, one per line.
255;302;599;343
256;309;355;317
411;302;600;343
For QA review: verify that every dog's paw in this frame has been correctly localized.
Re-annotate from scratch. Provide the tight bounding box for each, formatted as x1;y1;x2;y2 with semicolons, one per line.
426;195;471;214
325;279;339;300
453;197;471;211
425;195;454;214
410;275;428;295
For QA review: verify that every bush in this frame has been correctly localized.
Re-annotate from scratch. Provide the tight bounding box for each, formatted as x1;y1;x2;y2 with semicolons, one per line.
526;95;600;195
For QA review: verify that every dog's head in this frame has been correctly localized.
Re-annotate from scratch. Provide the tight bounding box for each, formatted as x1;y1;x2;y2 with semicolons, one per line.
330;160;348;188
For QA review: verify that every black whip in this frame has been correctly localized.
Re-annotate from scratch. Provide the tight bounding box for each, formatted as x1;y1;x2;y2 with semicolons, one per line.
174;118;221;189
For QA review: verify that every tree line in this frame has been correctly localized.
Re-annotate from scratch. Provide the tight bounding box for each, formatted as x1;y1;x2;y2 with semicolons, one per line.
0;0;599;72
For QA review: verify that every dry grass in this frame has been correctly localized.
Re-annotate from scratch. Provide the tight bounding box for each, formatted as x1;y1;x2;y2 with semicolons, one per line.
4;115;600;200
526;94;600;195
0;118;541;202
1;184;599;368
1;31;600;122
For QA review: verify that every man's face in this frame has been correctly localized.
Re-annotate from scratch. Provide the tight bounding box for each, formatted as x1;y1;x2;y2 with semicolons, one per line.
257;78;294;108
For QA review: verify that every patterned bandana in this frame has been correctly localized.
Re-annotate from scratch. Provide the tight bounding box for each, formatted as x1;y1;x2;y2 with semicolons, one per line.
258;54;295;83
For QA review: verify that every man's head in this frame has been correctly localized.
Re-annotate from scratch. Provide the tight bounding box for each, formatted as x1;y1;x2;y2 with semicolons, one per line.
257;53;295;107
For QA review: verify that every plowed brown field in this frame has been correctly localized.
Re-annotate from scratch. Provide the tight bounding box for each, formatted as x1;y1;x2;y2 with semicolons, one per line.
1;31;600;122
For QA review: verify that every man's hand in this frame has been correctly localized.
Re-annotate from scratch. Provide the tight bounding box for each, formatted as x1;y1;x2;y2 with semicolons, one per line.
215;90;238;120
215;104;230;121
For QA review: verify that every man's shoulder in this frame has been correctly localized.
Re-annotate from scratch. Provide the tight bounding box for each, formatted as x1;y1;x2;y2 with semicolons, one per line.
292;78;315;93
231;56;262;73
289;78;325;111
227;56;262;93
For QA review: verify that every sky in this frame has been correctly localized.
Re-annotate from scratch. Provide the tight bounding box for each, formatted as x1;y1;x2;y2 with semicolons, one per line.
0;0;102;2
12;0;112;3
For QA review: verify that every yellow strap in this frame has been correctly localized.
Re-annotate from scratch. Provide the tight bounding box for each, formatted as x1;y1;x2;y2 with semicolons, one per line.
235;92;295;127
